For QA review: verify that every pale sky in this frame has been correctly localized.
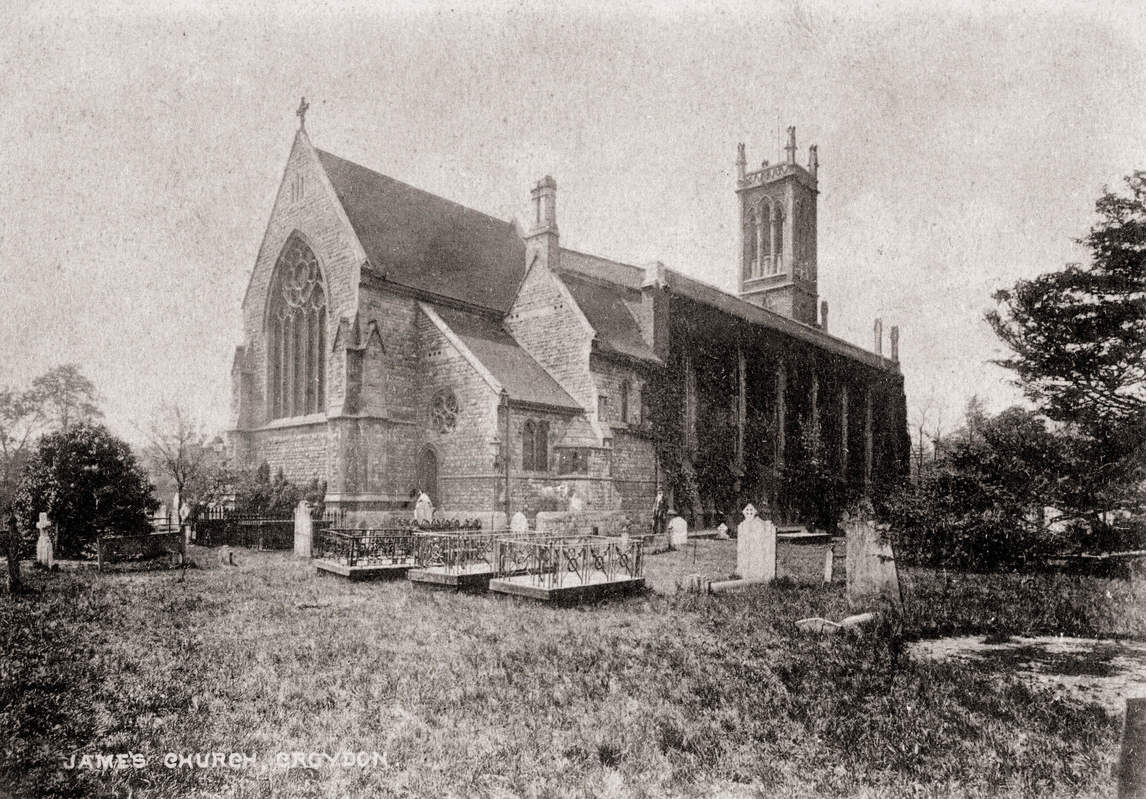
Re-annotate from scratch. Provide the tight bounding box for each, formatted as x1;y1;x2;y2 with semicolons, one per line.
2;0;1144;445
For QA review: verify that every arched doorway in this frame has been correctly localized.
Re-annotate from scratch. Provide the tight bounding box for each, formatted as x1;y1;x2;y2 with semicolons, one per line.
416;447;439;506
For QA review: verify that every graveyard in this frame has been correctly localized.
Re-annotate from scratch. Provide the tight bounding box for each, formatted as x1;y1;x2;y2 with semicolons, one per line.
3;522;1143;799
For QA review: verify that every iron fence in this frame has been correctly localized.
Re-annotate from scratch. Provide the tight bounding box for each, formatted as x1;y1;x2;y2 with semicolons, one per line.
412;529;545;573
495;535;644;589
191;507;344;549
314;528;418;568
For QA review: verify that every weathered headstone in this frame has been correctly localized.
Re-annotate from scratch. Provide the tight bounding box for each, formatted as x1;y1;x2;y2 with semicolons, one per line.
293;500;313;558
715;523;730;540
35;513;54;569
414;492;434;524
844;502;902;611
668;516;688;549
510;511;528;534
736;503;775;582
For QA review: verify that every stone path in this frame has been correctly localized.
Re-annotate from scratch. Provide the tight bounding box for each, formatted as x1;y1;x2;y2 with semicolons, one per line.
910;635;1146;716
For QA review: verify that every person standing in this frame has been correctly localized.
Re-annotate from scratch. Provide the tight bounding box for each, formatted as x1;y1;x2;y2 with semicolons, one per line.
652;489;667;539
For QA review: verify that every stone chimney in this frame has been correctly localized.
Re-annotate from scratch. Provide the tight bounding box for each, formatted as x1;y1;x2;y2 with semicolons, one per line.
873;318;883;355
820;300;829;333
525;175;560;271
530;175;557;233
638;261;670;362
890;325;900;363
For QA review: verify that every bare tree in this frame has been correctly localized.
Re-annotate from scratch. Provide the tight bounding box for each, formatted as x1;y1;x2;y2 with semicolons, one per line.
143;404;213;510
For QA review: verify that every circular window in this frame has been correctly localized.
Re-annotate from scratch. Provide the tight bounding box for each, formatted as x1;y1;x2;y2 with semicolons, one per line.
431;390;459;433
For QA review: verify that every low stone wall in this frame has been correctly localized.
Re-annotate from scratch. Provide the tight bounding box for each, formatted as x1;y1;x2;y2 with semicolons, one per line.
776;540;841;584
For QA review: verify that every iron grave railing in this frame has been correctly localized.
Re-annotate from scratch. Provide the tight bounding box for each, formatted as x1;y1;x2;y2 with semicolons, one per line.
412;529;550;574
314;528;419;568
495;535;644;589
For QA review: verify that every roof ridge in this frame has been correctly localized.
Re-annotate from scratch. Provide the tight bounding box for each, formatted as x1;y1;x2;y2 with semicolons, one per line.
559;246;644;273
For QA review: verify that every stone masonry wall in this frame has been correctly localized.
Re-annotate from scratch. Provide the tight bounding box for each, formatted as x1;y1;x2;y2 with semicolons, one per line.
415;306;501;511
235;132;363;430
504;261;597;421
244;421;330;484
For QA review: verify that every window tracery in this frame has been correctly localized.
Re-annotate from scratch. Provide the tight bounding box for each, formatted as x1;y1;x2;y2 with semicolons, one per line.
267;235;326;419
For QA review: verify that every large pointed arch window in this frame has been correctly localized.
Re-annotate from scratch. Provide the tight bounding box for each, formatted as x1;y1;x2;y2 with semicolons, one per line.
267;235;327;420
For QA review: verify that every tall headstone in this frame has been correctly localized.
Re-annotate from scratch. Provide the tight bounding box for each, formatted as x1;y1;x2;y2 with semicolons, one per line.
293;500;313;558
736;503;776;581
510;512;529;534
414;492;434;525
844;501;902;610
35;513;54;569
668;516;688;549
568;491;585;512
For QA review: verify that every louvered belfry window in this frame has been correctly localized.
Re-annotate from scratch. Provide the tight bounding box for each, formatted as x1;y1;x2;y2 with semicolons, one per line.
267;235;327;420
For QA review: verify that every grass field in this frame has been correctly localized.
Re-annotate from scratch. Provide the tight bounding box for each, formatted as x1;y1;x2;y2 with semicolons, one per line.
2;541;1142;798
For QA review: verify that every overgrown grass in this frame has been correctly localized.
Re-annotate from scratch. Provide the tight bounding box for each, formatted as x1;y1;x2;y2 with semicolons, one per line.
899;567;1146;640
0;546;1135;798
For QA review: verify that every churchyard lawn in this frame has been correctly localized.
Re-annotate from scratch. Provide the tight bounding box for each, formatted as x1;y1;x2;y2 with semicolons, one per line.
2;542;1143;798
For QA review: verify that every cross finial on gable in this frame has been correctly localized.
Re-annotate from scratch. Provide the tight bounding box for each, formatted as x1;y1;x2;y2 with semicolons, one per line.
296;96;310;129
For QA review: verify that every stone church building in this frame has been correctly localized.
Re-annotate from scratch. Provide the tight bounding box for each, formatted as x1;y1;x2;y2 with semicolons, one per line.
227;113;907;527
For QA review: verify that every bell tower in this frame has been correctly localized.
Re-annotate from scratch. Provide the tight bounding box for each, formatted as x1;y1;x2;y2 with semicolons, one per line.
735;127;820;326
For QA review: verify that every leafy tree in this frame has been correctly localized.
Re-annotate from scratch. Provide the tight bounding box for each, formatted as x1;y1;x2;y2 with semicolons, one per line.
987;173;1145;433
987;171;1146;527
15;423;158;559
30;364;102;433
884;407;1069;570
231;463;325;518
0;387;46;511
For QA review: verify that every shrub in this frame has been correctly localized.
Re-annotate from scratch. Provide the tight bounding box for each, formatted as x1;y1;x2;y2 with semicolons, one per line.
14;423;158;559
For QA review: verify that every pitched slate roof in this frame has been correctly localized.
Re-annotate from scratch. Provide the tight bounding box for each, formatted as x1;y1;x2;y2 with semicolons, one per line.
559;248;643;289
557;272;661;365
316;149;526;313
432;306;582;412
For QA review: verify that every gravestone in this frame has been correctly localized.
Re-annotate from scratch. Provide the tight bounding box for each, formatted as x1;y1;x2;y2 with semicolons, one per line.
844;502;902;611
736;503;775;582
509;511;529;534
715;523;730;540
293;500;313;558
668;516;688;549
157;503;168;524
35;513;54;569
414;492;434;524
